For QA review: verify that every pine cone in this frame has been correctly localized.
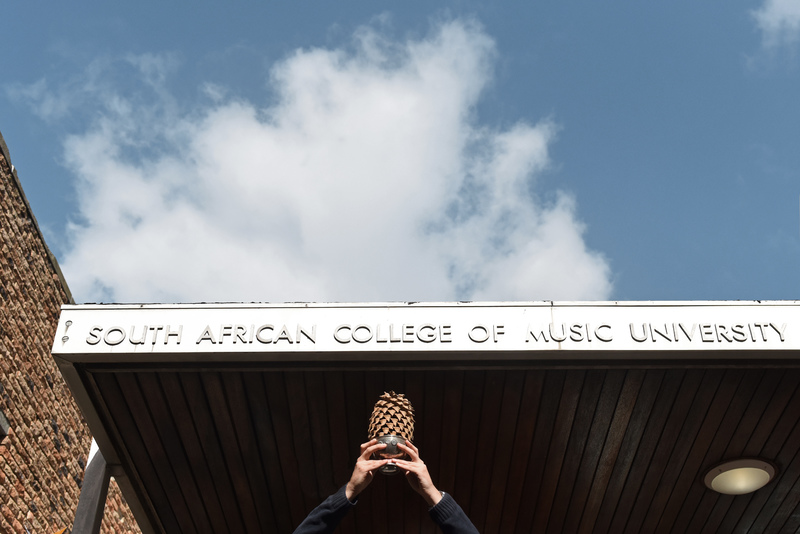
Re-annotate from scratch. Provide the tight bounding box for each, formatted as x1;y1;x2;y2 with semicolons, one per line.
367;391;415;441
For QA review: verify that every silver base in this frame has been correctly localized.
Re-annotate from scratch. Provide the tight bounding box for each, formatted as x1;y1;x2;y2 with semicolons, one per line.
374;435;406;475
379;462;400;475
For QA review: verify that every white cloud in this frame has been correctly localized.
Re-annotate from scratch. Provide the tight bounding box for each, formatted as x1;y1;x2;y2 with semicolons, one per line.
753;0;800;48
5;78;72;121
56;19;612;303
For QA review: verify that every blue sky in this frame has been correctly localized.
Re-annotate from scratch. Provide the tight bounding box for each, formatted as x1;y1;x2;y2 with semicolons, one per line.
2;1;799;303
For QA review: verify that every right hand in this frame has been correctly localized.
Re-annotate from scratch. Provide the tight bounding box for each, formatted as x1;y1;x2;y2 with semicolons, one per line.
345;439;389;501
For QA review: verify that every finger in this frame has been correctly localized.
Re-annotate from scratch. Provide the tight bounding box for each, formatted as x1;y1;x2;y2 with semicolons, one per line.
361;458;390;470
359;440;386;460
359;439;379;453
361;441;388;459
392;459;421;473
397;442;419;461
398;440;418;454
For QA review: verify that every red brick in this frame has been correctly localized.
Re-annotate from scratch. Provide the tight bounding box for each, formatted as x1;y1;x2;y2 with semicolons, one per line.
1;133;140;532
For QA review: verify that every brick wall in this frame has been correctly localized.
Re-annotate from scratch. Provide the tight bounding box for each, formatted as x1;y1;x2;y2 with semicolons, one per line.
0;132;141;533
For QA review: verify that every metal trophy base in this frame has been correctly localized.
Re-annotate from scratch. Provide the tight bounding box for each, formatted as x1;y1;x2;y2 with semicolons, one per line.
375;435;406;475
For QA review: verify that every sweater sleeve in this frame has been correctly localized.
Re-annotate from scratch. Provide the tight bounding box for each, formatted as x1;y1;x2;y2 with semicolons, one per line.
428;492;480;534
292;486;356;534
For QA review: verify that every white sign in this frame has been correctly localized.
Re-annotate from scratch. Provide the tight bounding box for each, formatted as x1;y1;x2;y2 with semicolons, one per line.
51;301;800;362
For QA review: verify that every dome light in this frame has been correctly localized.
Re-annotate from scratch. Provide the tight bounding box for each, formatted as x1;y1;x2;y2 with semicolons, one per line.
704;459;776;495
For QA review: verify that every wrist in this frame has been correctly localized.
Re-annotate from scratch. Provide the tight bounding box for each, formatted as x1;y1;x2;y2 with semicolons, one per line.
423;487;443;507
345;482;358;501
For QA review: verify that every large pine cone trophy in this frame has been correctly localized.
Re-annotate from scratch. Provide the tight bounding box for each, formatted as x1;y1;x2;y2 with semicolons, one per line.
367;391;415;441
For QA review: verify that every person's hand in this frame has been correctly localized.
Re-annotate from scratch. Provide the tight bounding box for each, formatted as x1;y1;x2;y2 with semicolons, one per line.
345;439;389;501
394;441;442;506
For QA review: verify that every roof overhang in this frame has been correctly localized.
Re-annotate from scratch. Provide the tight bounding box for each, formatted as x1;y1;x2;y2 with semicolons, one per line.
52;301;800;533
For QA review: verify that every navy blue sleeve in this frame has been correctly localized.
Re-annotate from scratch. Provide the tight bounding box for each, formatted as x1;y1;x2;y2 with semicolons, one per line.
292;486;356;534
428;492;480;534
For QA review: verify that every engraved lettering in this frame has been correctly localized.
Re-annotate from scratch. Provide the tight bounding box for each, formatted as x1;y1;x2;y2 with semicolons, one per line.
104;327;125;346
595;324;612;342
79;315;787;352
256;324;275;344
164;325;182;345
731;324;747;342
297;325;316;344
494;324;505;342
629;323;648;342
274;325;294;344
651;324;672;342
753;323;768;341
148;325;164;345
549;323;567;342
86;326;103;345
440;325;452;343
678;323;696;341
716;325;733;342
770;323;787;342
526;326;549;342
196;326;217;344
569;324;584;342
469;325;490;343
147;324;164;345
402;324;414;343
352;325;373;343
234;325;248;344
700;324;715;342
375;324;388;343
129;325;147;345
334;325;351;344
218;325;233;344
417;324;437;343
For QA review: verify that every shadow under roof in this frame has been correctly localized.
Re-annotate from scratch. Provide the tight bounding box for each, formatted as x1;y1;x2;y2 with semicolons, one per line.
52;301;800;533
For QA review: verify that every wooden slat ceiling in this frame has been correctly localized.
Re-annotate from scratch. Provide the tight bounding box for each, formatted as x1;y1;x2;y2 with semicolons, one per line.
82;363;800;533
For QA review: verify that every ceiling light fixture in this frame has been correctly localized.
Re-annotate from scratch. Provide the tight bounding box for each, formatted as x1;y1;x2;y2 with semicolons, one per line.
704;459;776;495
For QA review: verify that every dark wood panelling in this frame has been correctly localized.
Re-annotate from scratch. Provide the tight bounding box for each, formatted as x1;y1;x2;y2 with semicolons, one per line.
242;372;295;533
136;372;214;534
562;369;626;534
515;370;566;532
202;373;263;532
532;370;585;533
85;364;800;533
498;370;544;533
263;371;311;527
577;369;646;534
484;369;524;533
655;369;759;533
451;370;485;516
438;371;464;499
223;372;277;532
158;373;230;534
688;370;798;533
116;373;198;532
470;369;505;532
92;372;179;533
549;370;610;534
178;372;247;533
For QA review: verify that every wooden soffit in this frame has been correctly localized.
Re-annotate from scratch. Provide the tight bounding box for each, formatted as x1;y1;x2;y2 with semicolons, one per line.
52;301;800;533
